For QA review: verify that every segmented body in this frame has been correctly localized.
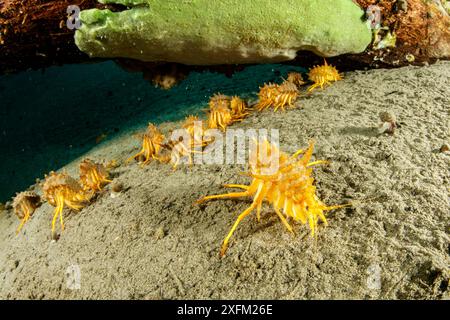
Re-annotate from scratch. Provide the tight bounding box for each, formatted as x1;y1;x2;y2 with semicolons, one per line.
207;94;234;130
230;96;249;121
256;81;299;111
128;123;166;166
287;72;306;87
308;60;342;92
182;115;210;147
163;116;209;170
79;159;112;191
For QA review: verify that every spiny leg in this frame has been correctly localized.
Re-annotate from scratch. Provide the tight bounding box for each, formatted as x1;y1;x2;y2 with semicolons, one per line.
51;206;62;236
308;78;326;92
52;194;64;236
16;210;30;234
308;215;318;237
324;203;351;211
142;149;153;166
222;184;249;190
126;148;144;164
307;160;330;167
141;151;153;166
60;206;65;231
171;153;180;171
196;191;249;204
94;170;112;186
51;208;59;236
317;210;328;226
90;172;101;191
220;203;257;257
16;218;26;234
307;83;319;92
220;183;271;256
218;117;226;131
291;148;305;159
273;207;295;234
256;202;262;222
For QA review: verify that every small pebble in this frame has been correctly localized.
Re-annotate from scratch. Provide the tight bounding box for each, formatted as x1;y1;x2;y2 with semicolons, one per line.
112;182;123;193
9;260;19;271
378;111;397;134
51;232;60;241
440;143;450;153
106;159;120;169
111;182;124;198
137;154;146;163
154;227;166;240
405;53;415;63
379;111;396;123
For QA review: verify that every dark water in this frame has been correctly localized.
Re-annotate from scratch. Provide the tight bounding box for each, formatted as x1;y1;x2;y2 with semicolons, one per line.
0;61;305;202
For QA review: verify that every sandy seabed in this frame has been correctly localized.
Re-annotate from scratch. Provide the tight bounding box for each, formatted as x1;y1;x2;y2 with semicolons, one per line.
0;61;449;300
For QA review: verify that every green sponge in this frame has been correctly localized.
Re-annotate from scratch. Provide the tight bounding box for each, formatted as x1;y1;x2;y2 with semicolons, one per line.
75;0;372;65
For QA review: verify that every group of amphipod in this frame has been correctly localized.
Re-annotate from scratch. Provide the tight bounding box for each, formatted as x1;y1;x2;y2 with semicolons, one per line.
12;159;112;238
10;61;345;256
124;94;252;170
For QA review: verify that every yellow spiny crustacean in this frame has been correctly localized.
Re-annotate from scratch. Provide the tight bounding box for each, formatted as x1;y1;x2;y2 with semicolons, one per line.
197;140;348;256
207;93;234;131
12;191;41;234
182;115;210;147
42;171;93;237
255;81;300;112
255;83;279;111
308;60;343;92
230;96;250;121
79;159;112;192
127;123;166;166
286;72;306;87
166;115;209;170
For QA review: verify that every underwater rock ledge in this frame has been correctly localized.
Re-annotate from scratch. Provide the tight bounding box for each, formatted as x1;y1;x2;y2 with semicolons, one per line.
74;0;372;65
0;0;449;74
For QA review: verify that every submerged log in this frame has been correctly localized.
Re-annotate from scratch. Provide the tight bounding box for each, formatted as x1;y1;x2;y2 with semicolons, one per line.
0;0;448;77
353;0;450;67
0;0;97;73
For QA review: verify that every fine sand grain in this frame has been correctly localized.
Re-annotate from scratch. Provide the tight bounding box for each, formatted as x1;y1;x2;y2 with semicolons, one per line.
0;61;449;299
